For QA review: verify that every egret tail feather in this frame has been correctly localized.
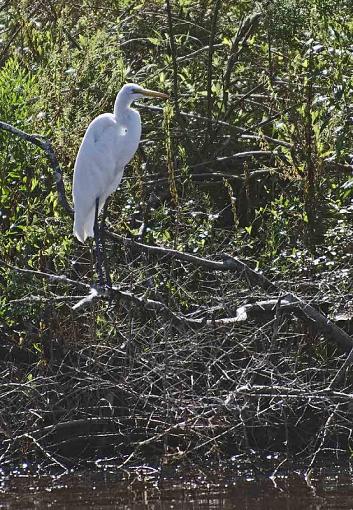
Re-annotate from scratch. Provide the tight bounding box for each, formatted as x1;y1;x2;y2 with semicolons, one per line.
73;207;95;243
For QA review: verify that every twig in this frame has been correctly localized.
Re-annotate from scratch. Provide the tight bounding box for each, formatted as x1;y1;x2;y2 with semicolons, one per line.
304;406;338;479
323;160;353;173
223;83;264;122
328;346;353;388
8;294;87;304
21;434;68;473
0;259;85;288
143;168;279;186
225;385;353;400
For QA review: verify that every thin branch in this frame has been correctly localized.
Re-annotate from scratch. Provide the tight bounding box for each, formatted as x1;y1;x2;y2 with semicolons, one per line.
223;83;264;123
136;103;292;148
223;12;262;110
191;150;275;169
328;346;353;388
21;434;68;473
0;259;84;288
165;0;180;117
177;43;224;63
108;236;279;293
225;385;353;401
207;0;222;123
143;168;279;186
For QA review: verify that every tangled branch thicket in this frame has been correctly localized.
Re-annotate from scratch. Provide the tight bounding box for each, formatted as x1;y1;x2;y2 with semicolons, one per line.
2;224;353;469
1;0;353;470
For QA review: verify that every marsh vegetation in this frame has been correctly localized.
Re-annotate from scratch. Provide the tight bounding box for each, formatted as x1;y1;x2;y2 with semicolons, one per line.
1;0;353;471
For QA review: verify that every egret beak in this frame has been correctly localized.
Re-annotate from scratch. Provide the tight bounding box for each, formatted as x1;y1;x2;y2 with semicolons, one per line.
139;88;169;100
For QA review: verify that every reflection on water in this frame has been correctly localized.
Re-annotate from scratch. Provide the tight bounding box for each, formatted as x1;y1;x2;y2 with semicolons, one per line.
1;467;353;509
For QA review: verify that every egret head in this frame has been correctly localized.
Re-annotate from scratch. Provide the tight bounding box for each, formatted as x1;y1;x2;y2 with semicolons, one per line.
120;83;169;102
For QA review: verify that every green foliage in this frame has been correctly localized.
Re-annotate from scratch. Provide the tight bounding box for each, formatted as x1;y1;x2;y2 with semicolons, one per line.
1;0;353;468
1;0;353;341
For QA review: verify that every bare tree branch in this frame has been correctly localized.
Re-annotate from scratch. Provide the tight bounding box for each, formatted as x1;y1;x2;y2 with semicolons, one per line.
107;236;353;352
191;150;276;169
0;121;73;214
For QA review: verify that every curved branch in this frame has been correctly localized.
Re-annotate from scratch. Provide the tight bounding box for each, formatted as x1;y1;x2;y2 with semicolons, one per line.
0;121;73;215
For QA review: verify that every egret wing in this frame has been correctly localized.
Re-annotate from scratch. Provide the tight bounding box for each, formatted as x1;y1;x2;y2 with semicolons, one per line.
72;114;124;242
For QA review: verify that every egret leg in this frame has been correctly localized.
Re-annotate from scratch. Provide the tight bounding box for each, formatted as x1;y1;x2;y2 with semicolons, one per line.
93;197;104;286
100;198;112;288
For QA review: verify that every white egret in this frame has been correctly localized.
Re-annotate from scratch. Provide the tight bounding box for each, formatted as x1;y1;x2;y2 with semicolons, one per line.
72;83;168;285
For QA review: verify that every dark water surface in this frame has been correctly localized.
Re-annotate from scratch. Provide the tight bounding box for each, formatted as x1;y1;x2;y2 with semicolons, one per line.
1;467;353;509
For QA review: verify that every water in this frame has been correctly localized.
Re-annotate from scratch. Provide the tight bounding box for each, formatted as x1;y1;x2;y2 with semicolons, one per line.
1;468;353;509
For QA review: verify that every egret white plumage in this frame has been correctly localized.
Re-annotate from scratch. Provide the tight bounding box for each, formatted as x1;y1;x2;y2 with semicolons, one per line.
72;83;168;285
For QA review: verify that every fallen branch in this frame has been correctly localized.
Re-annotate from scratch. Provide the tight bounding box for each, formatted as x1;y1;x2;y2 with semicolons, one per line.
224;385;353;403
234;298;292;321
108;236;353;352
